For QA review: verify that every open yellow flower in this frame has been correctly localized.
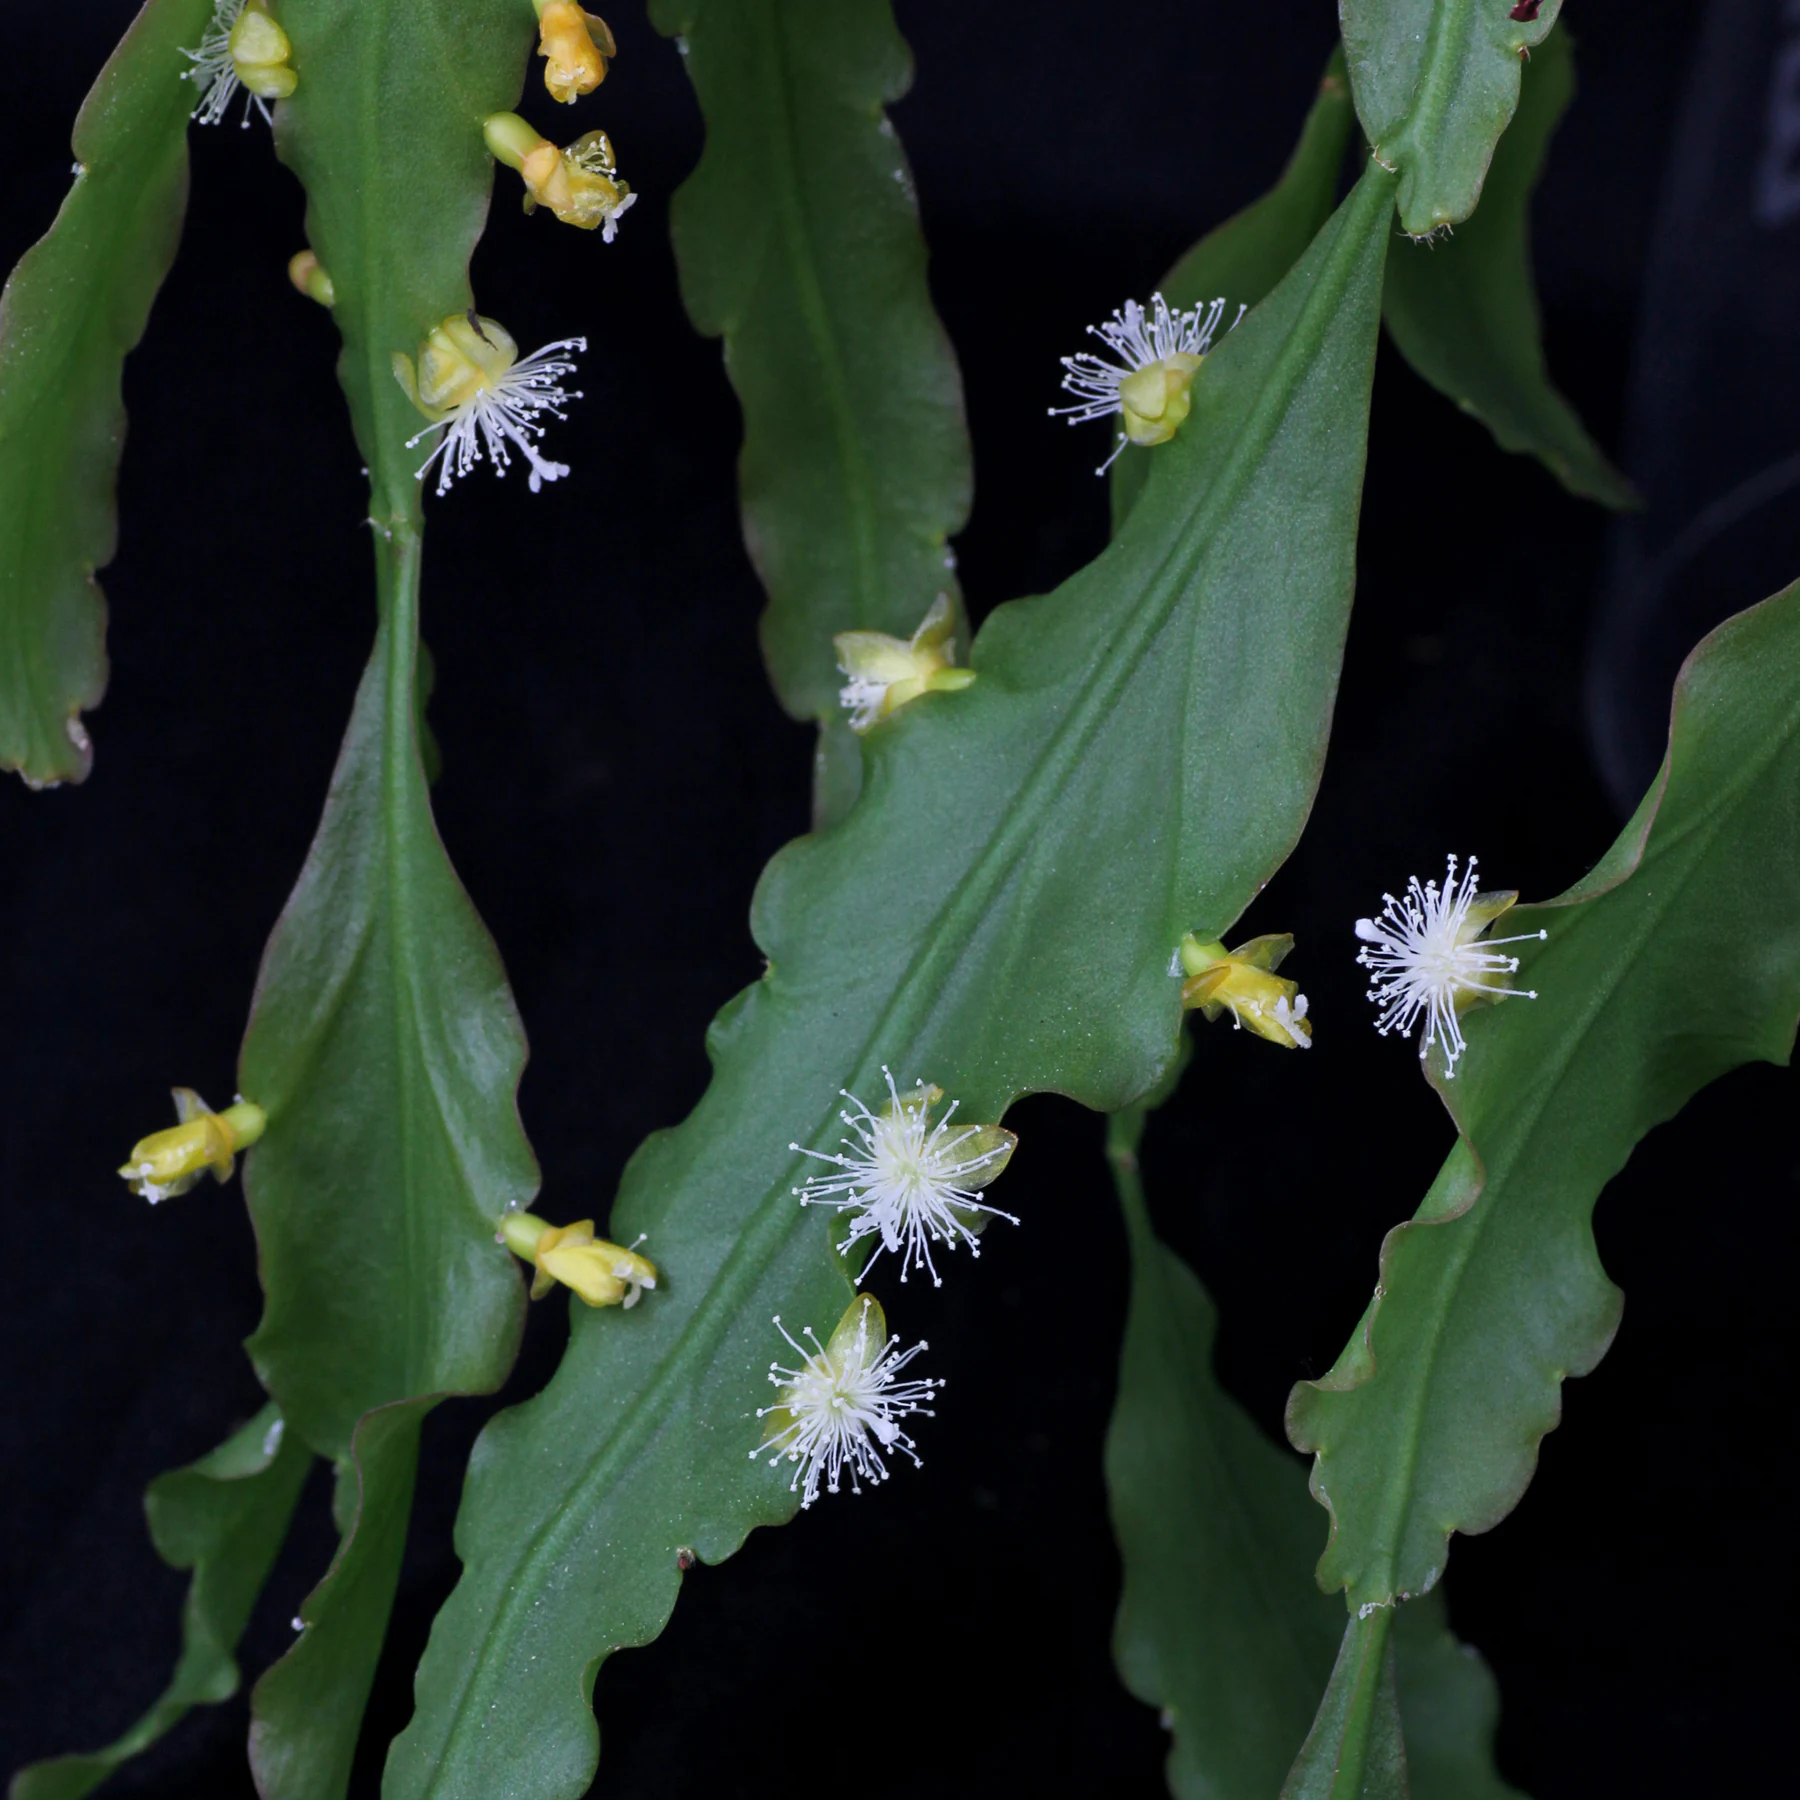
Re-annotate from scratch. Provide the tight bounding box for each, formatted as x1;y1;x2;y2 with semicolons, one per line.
1178;931;1312;1049
119;1089;267;1203
483;114;636;239
498;1211;658;1309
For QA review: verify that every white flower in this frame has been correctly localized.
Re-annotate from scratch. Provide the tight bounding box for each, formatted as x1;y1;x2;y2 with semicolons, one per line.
753;1296;941;1507
399;319;586;497
792;1067;1017;1287
1050;292;1244;473
1354;854;1546;1078
182;0;257;126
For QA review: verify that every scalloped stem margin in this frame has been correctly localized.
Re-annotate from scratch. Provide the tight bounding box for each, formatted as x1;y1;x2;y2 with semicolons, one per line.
1288;579;1800;1613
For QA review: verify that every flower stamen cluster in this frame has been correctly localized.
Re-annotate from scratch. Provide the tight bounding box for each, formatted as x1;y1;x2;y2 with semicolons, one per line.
1354;853;1546;1077
182;0;296;129
1050;292;1244;473
754;1296;941;1508
792;1067;1017;1286
393;315;585;497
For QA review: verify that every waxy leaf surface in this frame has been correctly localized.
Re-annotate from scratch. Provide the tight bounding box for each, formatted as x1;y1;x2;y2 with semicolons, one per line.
1289;579;1800;1612
239;587;535;1460
9;1404;310;1800
1383;27;1635;508
1111;49;1352;530
1393;1593;1526;1800
1105;1103;1342;1798
1340;0;1562;233
652;0;971;824
1281;1611;1406;1800
387;162;1398;1800
0;0;212;785
1105;1106;1524;1800
1280;1597;1525;1800
249;1405;427;1800
234;3;539;1789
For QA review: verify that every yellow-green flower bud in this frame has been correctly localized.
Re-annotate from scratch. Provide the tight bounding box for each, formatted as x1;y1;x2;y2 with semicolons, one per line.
394;314;521;422
534;1;616;105
499;1211;658;1309
287;249;334;307
833;593;977;733
1117;351;1202;446
1178;931;1312;1049
119;1089;266;1203
230;0;297;103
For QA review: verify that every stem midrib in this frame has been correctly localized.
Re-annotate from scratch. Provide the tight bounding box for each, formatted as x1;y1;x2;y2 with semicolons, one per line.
1350;679;1800;1606
427;163;1396;1781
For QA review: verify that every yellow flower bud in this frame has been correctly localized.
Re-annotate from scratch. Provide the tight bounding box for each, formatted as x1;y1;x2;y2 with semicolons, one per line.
833;594;977;733
287;249;334;307
484;114;637;238
1178;932;1313;1049
119;1089;267;1204
499;1211;658;1309
534;1;616;105
229;0;297;103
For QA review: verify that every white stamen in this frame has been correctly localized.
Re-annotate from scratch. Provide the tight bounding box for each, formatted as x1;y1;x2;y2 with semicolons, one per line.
1049;292;1245;473
181;1;264;129
837;673;891;733
1273;993;1313;1049
600;190;637;244
791;1067;1016;1288
752;1300;940;1508
406;338;586;496
1354;854;1546;1078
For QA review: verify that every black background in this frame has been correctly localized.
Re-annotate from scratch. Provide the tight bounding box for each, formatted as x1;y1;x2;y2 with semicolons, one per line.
1;1;1794;1795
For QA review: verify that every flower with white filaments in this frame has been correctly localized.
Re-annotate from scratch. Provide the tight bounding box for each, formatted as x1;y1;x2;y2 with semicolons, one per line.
1050;292;1244;474
408;338;586;496
792;1068;1017;1287
754;1297;940;1508
1354;853;1546;1078
182;0;259;127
